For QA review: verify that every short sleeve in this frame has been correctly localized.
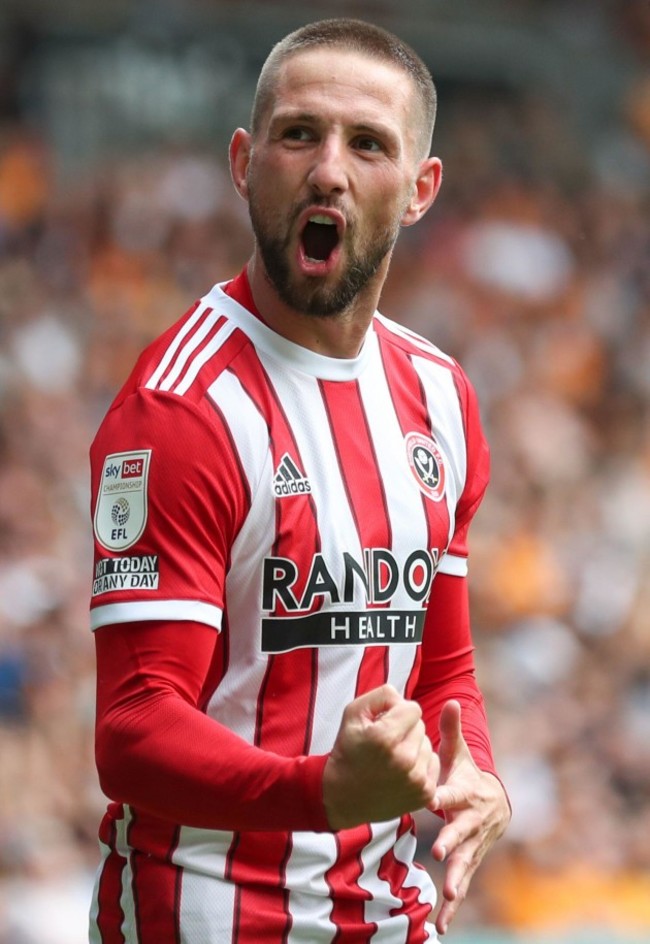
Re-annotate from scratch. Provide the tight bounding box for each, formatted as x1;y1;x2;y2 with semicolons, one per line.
89;390;248;631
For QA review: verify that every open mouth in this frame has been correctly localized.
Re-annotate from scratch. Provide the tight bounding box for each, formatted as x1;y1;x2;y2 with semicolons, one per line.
301;214;341;264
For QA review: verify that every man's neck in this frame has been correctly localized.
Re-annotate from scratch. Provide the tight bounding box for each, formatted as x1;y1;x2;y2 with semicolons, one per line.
245;255;382;359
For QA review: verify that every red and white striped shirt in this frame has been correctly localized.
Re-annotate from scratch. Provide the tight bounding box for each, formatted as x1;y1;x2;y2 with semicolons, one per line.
88;270;494;943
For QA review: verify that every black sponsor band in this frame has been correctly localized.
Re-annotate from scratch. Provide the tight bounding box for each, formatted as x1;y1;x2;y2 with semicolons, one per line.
261;609;425;654
92;572;160;595
92;554;160;597
94;554;159;577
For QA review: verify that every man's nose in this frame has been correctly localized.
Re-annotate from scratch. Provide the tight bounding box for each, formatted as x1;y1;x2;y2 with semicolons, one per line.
307;136;349;195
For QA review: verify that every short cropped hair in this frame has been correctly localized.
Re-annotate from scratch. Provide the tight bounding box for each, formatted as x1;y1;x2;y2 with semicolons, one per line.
251;18;437;158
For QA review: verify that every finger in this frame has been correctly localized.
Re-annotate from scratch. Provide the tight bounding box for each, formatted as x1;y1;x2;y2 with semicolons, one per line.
371;698;423;744
386;718;425;769
388;740;437;810
395;724;437;784
432;823;458;863
439;698;461;734
436;891;461;936
431;781;470;812
427;749;441;789
352;683;402;721
432;825;456;863
442;848;475;900
435;856;478;935
410;732;440;790
436;855;479;934
432;810;480;860
437;700;463;756
436;894;460;937
409;724;432;764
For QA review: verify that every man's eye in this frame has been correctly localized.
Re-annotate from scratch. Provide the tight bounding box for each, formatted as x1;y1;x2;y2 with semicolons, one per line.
283;127;312;142
354;136;383;153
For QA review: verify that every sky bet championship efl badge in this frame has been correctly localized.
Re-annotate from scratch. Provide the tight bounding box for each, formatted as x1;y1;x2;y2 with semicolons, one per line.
94;450;152;551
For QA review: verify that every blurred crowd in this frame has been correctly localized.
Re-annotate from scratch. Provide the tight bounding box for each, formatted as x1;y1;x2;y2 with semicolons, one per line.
0;10;649;944
402;78;650;937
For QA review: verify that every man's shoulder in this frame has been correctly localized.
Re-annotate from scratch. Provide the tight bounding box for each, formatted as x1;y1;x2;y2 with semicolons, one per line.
111;282;251;406
90;285;245;466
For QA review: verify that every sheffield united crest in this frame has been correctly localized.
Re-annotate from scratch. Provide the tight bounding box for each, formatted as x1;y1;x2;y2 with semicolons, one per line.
405;431;446;502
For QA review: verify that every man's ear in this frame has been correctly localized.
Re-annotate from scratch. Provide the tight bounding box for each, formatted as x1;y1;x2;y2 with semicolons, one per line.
229;128;252;201
401;156;443;227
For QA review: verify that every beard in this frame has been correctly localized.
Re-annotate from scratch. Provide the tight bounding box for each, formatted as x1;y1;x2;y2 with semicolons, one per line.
247;196;399;317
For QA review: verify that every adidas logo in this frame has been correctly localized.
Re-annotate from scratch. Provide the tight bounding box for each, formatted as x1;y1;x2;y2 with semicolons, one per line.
273;453;312;497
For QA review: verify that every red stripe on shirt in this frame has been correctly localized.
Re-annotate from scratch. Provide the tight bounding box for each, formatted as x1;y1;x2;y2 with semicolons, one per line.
380;817;432;938
228;348;321;754
223;347;320;933
325;825;376;942
319;378;391;696
128;810;182;944
378;336;452;696
229;831;293;944
318;379;395;936
95;810;127;944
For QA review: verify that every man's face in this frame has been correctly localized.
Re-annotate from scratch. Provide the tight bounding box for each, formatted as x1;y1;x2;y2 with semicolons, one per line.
243;48;425;317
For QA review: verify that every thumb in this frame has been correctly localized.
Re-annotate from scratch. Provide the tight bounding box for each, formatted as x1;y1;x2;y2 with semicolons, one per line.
438;699;464;760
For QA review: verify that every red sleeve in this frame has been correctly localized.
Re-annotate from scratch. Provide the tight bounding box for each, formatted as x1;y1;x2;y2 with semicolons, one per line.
94;619;331;831
89;390;246;629
411;572;497;777
446;366;490;563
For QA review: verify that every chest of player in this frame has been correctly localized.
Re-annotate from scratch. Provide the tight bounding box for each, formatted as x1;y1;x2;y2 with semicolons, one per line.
225;366;459;650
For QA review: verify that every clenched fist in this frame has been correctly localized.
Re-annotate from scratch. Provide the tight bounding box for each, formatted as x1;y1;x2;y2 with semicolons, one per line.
322;684;440;830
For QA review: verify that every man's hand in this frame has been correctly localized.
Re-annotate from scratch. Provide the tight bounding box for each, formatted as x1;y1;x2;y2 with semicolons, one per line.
323;684;440;830
430;700;511;936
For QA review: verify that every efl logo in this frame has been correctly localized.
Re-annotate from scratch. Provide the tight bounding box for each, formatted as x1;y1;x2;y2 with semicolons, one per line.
94;449;152;551
122;458;144;478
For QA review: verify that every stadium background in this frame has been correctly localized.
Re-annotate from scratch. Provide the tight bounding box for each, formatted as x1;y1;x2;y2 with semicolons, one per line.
0;0;648;941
